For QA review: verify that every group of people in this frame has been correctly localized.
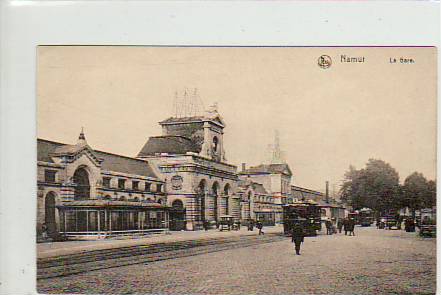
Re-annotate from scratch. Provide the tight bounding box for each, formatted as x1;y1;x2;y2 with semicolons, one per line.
325;218;356;236
342;218;356;236
247;220;264;235
291;217;357;256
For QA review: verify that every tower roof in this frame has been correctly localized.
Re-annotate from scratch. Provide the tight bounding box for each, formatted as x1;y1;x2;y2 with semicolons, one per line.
159;114;225;128
239;163;292;177
137;135;201;157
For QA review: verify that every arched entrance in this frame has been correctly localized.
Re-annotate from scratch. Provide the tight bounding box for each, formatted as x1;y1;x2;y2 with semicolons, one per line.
170;199;186;231
197;180;207;223
224;184;231;215
73;167;90;200
212;182;220;222
44;192;57;238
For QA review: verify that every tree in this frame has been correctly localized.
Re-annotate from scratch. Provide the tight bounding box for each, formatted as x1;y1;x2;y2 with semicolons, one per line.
340;159;401;213
426;180;436;208
402;172;435;213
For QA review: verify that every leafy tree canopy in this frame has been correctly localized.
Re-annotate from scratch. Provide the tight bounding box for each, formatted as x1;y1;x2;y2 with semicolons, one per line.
340;159;400;213
341;159;436;214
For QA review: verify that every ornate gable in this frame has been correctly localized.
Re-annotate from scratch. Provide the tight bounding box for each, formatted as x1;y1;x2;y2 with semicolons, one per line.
49;129;102;167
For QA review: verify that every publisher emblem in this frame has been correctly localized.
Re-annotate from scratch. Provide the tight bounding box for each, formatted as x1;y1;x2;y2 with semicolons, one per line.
318;55;332;69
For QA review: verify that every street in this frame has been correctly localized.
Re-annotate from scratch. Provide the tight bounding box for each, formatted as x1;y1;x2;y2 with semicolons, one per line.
38;226;436;295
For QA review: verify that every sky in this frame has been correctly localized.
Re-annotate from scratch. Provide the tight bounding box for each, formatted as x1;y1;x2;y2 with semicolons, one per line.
37;46;437;193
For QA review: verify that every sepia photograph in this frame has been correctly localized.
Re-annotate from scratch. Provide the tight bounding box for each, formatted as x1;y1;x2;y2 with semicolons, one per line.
35;46;436;294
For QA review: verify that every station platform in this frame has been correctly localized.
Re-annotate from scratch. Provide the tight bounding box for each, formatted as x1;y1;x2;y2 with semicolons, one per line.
37;225;284;259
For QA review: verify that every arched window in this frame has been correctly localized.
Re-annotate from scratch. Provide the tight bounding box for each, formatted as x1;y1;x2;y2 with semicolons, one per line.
223;183;230;196
212;136;219;152
172;199;184;210
73;167;90;200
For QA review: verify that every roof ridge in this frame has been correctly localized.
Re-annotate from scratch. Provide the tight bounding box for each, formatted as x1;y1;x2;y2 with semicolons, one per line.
37;138;69;146
93;149;149;163
150;135;192;140
38;138;149;164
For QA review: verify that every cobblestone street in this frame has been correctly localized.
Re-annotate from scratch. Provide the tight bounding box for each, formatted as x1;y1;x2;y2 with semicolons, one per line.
38;227;436;295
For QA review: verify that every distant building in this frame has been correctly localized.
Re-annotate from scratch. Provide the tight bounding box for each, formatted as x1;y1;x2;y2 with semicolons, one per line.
239;163;293;222
291;185;324;202
37;131;168;240
237;179;278;225
137;106;239;231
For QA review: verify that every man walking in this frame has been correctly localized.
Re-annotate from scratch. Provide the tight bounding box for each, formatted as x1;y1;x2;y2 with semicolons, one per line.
337;219;343;233
257;221;264;235
291;221;305;255
348;218;356;236
325;219;332;235
343;218;349;235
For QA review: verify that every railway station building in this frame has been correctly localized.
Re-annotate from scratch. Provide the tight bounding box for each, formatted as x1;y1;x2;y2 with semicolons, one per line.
37;131;168;240
137;106;239;231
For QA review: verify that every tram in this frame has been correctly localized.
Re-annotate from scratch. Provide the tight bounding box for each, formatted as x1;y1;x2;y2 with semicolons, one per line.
359;208;374;226
282;201;321;236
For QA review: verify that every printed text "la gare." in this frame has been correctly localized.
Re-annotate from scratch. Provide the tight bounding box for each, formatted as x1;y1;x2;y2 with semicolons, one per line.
389;57;415;64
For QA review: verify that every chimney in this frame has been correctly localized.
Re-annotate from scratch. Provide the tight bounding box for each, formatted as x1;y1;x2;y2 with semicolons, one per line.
325;181;329;203
241;163;246;172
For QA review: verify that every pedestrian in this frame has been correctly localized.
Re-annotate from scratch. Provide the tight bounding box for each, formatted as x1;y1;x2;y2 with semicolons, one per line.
343;218;349;235
247;220;254;231
337;219;343;233
236;220;241;230
291;221;305;255
257;221;264;235
331;218;337;234
203;220;209;231
325;219;332;235
349;218;356;236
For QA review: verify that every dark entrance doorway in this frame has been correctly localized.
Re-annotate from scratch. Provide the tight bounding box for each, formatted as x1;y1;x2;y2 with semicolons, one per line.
45;192;57;238
197;180;207;223
169;199;186;231
212;182;219;222
73;167;90;200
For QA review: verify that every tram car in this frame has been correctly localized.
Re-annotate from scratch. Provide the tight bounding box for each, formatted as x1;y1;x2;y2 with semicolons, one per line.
282;201;321;236
359;208;374;226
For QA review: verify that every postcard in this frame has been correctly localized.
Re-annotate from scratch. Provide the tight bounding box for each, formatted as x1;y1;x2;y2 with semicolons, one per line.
35;45;436;294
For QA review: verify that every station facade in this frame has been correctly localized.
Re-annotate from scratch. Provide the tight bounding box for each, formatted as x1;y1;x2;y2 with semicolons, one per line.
137;107;239;231
37;105;328;238
37;131;168;240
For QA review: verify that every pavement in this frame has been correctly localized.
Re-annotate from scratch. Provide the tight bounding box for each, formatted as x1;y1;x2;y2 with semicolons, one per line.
37;225;283;259
38;226;436;294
